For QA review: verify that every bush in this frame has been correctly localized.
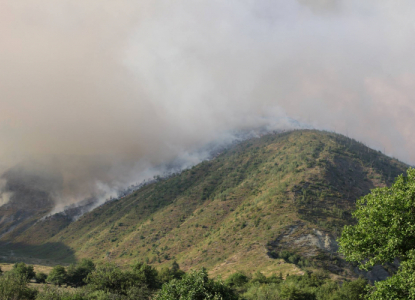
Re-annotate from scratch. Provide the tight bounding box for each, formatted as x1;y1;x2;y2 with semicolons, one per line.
36;285;86;300
86;262;150;297
155;268;238;300
279;284;316;300
12;262;36;282
35;272;48;284
243;282;280;300
131;262;160;289
47;265;67;286
67;259;96;287
0;272;37;300
332;278;367;300
225;272;249;287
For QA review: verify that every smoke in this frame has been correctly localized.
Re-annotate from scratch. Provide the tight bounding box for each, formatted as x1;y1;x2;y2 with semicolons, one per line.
1;0;415;211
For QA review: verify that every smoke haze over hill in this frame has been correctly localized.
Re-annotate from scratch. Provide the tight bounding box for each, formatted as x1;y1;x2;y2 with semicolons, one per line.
0;0;414;208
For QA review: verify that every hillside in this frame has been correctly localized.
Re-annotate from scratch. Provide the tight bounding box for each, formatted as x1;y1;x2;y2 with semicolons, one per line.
0;130;408;279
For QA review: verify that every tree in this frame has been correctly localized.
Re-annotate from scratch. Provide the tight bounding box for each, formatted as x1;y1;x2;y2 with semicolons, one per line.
338;168;415;299
330;278;368;300
278;284;316;300
47;265;67;287
35;272;48;284
170;261;185;280
66;259;95;287
12;262;36;282
0;272;38;300
86;262;150;296
155;268;238;300
157;261;185;284
225;272;249;287
131;261;160;290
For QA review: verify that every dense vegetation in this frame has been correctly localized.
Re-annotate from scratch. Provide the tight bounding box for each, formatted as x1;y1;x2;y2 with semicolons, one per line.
0;260;368;300
339;168;415;299
0;130;410;299
0;130;406;280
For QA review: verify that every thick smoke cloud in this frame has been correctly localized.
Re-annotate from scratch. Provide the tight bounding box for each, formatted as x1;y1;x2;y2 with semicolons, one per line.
0;0;414;209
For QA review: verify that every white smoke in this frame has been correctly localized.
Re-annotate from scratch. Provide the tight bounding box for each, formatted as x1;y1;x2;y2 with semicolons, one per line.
0;0;414;212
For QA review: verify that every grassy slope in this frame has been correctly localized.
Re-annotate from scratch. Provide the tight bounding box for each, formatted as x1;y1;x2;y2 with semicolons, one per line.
0;130;408;278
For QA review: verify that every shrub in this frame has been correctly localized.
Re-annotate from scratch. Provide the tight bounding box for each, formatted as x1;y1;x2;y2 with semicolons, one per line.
86;262;150;297
67;259;96;287
225;272;249;287
47;265;67;287
155;268;238;300
0;272;37;300
12;262;36;282
35;272;48;284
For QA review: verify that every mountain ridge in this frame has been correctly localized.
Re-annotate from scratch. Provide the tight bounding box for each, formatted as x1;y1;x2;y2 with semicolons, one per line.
0;130;408;280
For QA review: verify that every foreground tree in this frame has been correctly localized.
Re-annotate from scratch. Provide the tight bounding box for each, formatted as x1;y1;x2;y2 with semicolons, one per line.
0;272;37;300
339;168;415;299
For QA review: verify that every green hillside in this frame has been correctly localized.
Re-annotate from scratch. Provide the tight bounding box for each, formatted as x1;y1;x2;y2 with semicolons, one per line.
0;130;408;279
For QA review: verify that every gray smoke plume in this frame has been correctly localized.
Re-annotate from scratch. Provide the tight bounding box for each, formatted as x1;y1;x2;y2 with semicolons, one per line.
0;0;414;211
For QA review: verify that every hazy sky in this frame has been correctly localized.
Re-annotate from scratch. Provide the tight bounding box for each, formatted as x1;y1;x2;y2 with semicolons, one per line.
1;0;414;206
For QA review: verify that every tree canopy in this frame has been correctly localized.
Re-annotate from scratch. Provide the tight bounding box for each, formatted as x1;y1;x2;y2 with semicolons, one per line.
339;168;415;299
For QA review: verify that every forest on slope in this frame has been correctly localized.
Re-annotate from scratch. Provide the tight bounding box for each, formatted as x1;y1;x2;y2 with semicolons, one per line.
0;130;408;280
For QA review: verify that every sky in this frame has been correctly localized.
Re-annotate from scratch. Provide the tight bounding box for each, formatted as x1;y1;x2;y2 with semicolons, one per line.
1;0;414;208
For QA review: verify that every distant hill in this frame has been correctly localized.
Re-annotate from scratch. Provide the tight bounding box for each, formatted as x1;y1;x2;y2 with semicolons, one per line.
0;130;408;279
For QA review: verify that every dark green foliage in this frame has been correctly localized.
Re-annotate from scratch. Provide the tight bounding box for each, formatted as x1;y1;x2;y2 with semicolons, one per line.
157;264;185;284
85;263;136;294
47;265;67;286
339;168;415;268
35;272;48;284
0;272;37;300
155;268;238;300
271;250;312;269
367;250;415;299
131;262;160;289
225;272;249;287
330;278;368;300
12;262;36;282
66;259;95;287
241;271;367;300
339;168;415;298
279;284;316;300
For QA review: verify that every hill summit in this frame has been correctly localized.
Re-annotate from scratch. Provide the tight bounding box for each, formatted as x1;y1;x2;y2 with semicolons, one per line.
0;130;408;279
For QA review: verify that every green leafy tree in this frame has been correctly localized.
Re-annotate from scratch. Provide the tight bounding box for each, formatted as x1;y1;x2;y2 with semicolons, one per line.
225;272;249;288
339;168;415;299
329;278;368;300
170;261;185;280
157;261;185;285
155;268;238;300
67;259;96;287
35;272;48;284
86;263;130;294
12;262;36;282
278;284;315;300
131;261;160;290
251;271;267;284
47;265;67;287
366;250;415;299
0;272;37;300
36;285;88;300
86;262;150;297
157;267;173;284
